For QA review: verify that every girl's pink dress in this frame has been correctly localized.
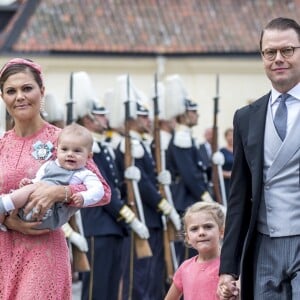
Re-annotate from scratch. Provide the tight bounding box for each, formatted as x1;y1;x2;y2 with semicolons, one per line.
0;123;111;300
173;255;220;300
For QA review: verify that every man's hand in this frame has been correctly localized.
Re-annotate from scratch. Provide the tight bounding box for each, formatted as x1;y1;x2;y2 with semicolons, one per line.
201;191;214;203
157;170;172;185
212;151;225;166
129;218;150;239
168;208;182;231
124;166;141;182
62;223;88;252
158;199;182;231
70;231;88;252
217;274;239;300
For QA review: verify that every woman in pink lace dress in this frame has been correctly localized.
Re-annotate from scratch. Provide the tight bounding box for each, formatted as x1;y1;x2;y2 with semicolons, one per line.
0;58;111;300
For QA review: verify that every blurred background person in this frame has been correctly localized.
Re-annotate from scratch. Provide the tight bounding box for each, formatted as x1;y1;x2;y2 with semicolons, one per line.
43;93;66;129
167;98;214;265
219;128;233;200
198;127;214;195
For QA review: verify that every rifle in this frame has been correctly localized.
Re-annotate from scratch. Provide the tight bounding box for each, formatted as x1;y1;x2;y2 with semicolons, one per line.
211;74;223;205
152;73;178;284
66;72;74;125
124;75;152;259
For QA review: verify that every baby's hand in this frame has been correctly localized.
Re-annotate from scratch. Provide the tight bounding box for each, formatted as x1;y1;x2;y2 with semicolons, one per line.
19;178;33;187
70;193;84;206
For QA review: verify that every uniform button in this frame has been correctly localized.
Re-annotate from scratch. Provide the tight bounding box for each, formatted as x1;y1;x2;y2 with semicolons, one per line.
270;228;275;233
267;206;272;212
265;185;270;190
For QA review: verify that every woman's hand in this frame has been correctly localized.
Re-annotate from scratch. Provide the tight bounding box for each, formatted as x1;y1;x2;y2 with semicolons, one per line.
23;182;64;221
4;210;50;235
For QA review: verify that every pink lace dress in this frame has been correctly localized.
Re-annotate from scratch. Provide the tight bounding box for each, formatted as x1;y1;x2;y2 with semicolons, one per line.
0;124;71;300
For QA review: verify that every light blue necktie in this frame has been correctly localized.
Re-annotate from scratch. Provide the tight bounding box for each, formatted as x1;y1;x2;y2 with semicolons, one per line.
273;94;290;140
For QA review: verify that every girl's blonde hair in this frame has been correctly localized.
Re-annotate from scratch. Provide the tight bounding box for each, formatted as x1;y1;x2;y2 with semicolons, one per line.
183;201;225;233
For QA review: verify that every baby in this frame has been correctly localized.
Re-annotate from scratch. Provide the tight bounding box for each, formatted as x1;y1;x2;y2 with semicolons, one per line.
0;123;104;230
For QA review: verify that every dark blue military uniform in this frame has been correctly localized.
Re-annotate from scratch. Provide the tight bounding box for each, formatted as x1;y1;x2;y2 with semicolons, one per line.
198;142;213;184
167;136;208;215
166;125;210;264
115;134;166;300
81;140;129;300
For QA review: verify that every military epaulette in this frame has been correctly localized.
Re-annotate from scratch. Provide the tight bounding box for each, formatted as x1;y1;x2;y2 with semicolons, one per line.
106;130;114;139
173;126;192;148
119;137;145;158
92;132;104;142
105;130;123;150
142;133;153;144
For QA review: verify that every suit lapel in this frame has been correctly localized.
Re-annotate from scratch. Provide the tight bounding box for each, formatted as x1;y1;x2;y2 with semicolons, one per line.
247;94;269;177
266;107;300;181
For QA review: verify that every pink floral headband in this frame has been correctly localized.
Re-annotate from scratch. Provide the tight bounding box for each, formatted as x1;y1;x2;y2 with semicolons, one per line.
0;58;43;84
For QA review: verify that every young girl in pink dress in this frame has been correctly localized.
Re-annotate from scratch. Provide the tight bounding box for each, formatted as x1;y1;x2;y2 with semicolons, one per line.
165;202;235;300
0;58;111;299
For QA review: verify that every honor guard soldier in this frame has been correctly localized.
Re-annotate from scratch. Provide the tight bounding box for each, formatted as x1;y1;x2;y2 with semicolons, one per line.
43;93;66;129
116;102;181;300
112;76;181;300
102;89;124;152
166;97;214;264
70;71;148;300
151;76;186;288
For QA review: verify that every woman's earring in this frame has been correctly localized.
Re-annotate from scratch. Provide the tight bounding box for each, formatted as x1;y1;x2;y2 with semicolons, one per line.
40;98;45;113
40;98;48;119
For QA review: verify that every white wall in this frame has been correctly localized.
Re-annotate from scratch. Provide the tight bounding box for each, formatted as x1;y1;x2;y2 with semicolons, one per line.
1;55;271;146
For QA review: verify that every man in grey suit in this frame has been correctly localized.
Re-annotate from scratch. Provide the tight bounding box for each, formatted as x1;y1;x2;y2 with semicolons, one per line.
217;17;300;300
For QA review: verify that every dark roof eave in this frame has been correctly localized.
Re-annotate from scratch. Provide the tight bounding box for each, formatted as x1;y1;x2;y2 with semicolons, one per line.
2;49;261;58
1;0;40;52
